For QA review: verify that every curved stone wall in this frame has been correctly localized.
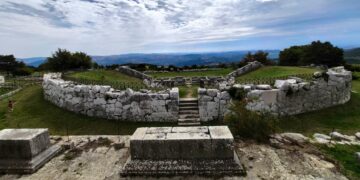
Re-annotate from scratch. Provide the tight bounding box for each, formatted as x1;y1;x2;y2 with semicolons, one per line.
243;66;352;115
43;73;179;122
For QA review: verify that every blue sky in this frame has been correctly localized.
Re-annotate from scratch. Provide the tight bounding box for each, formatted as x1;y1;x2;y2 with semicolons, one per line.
0;0;360;58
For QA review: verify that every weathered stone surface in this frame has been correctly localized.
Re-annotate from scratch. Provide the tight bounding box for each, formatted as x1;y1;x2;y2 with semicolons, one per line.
0;129;61;174
330;132;352;141
42;73;179;122
198;89;230;122
122;126;243;176
281;133;309;144
245;66;352;115
355;132;360;140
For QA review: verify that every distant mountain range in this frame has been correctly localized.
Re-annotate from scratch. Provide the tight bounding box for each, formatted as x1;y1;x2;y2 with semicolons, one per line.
19;48;360;67
19;50;280;67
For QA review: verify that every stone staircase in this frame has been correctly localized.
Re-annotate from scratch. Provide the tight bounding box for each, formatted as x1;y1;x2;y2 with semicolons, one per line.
178;98;201;126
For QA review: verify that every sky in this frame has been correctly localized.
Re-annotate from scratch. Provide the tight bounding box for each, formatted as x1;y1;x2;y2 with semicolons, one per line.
0;0;360;58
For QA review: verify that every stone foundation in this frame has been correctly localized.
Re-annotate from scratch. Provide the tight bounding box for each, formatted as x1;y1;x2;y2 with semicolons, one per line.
0;129;61;174
42;73;179;122
121;126;244;176
244;66;352;115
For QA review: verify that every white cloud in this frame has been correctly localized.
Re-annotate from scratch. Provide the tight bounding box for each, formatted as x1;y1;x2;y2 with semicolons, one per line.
0;0;359;57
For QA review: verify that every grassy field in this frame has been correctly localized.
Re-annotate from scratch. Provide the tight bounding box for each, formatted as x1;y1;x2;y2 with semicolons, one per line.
319;145;360;179
0;87;15;96
147;68;233;78
0;85;174;135
178;85;199;98
236;66;317;81
67;70;143;83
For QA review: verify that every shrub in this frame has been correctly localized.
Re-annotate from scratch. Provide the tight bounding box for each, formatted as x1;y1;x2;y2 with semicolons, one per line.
227;87;247;100
224;101;278;142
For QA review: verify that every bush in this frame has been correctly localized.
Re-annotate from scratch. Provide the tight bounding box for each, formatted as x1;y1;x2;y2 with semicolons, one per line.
228;87;247;100
224;101;278;142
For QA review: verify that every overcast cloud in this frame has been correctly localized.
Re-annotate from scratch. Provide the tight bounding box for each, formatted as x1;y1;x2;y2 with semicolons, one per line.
0;0;359;57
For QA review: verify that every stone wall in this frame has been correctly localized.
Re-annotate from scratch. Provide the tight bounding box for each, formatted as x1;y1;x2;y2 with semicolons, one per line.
116;66;152;80
43;73;179;122
226;61;263;79
198;88;231;122
244;66;352;115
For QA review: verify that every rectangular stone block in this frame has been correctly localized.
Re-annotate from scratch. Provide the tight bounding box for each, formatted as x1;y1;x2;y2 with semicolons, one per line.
0;129;50;159
129;126;234;160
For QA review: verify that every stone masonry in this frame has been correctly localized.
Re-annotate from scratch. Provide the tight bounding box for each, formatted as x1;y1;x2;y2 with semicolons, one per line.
198;88;231;122
43;73;179;122
0;129;61;174
244;66;352;115
121;126;244;176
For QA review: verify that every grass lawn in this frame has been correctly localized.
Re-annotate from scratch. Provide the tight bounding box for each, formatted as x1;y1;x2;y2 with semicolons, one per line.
236;66;318;81
278;80;360;136
0;87;15;96
178;85;199;98
67;70;143;84
0;85;175;135
147;68;233;78
319;145;360;179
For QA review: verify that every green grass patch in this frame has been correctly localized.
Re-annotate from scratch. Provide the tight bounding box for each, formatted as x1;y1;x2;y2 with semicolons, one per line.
178;85;199;98
319;144;360;179
0;87;15;96
147;68;233;78
0;85;175;135
67;70;143;83
236;66;317;81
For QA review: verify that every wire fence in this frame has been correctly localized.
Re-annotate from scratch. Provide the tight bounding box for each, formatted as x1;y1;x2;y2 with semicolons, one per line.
235;73;315;85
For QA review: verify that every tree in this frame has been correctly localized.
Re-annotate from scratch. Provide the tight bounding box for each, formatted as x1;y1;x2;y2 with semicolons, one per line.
40;49;93;71
279;41;345;67
0;55;32;76
301;41;344;67
279;46;303;66
241;51;273;65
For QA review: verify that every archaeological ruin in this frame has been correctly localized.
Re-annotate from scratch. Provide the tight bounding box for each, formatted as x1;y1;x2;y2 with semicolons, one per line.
42;63;352;122
0;129;61;173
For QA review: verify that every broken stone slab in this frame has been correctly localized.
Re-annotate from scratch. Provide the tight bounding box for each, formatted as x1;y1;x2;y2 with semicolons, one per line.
313;133;331;144
122;126;244;176
330;132;352;141
0;129;61;174
255;84;272;90
355;132;360;140
281;133;309;144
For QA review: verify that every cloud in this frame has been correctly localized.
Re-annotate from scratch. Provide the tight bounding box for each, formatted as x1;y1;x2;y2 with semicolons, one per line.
0;0;359;57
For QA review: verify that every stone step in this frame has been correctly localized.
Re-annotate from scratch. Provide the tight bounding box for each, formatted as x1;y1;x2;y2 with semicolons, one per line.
179;114;199;119
179;103;198;107
178;122;201;126
179;98;198;104
179;110;199;115
178;118;200;123
179;106;199;111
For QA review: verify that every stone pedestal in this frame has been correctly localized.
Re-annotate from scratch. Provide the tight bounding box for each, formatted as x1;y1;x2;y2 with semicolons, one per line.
0;129;61;174
121;126;244;176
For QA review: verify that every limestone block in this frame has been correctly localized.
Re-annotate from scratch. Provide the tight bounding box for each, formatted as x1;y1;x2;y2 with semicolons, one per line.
256;84;272;90
207;89;218;97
